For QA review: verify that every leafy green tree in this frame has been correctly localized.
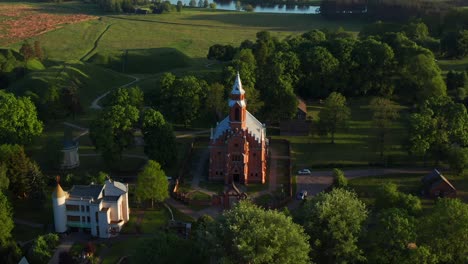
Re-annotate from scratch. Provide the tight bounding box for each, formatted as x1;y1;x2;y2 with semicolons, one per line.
296;188;367;264
203;0;208;8
0;90;43;144
0;192;14;245
302;29;326;44
300;46;338;98
369;97;400;159
351;38;395;96
441;30;468;58
141;109;177;169
0;164;9;190
419;198;468;263
367;208;417;264
318;92;351;144
402;21;429;41
33;41;44;61
209;2;216;9
457;87;467;102
108;86;144;109
197;200;311;264
332;168;347;188
61;80;82;119
89;171;108;185
448;146;468;175
28;233;59;264
375;182;422;215
135;160;169;208
176;0;183;12
0;190;22;263
445;70;467;91
89;105;139;164
160;75;206;127
205;82;227;120
407;97;468;164
0;144;46;200
19;41;34;61
400;54;446;102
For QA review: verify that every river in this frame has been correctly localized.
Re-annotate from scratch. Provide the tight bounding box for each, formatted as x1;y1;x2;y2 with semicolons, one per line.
166;0;320;14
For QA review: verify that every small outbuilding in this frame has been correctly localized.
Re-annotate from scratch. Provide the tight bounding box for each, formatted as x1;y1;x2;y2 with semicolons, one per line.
421;169;457;198
61;139;79;169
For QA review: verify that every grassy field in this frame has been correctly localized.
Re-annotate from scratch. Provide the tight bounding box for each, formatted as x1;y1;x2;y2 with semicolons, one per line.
348;173;468;211
438;58;468;73
276;98;413;170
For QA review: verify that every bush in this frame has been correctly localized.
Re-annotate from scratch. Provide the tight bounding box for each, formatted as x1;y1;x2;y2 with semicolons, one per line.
457;87;466;102
332;168;348;188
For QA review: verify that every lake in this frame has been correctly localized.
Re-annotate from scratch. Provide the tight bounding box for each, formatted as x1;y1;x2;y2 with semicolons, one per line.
166;0;320;14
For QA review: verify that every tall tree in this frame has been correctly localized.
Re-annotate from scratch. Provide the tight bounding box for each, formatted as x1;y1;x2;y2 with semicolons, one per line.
205;82;227;120
108;86;144;109
135;160;169;208
400;54;446;103
300;46;338;98
176;0;183;12
419;198;468;263
19;41;34;61
369;97;400;159
0;144;46;200
407;96;468;164
197;200;311;264
0;91;43;144
295;188;368;264
331;168;347;189
160;75;206;127
318;92;351;144
0;192;14;245
89;104;139;164
366;208;417;264
141;109;177;169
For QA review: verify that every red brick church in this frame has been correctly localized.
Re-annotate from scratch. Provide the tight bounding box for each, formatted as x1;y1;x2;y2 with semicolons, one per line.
209;73;268;185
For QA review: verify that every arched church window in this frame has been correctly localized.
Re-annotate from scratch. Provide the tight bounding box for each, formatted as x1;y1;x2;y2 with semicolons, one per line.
235;108;240;121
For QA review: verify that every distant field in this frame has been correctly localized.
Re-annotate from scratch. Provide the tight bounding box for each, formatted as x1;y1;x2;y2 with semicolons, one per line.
2;2;364;69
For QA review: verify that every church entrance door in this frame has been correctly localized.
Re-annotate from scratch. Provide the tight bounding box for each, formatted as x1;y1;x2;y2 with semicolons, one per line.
233;174;240;182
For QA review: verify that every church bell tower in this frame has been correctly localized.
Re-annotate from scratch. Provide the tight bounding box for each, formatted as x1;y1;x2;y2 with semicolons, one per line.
229;73;247;130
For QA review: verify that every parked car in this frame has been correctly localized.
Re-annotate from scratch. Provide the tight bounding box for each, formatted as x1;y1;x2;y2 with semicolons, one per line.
297;169;311;175
296;190;308;200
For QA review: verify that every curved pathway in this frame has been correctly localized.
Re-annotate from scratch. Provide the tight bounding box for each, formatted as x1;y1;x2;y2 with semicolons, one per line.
90;74;140;110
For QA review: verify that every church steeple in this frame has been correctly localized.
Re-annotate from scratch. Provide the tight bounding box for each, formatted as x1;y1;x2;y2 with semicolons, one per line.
229;73;247;130
231;72;245;95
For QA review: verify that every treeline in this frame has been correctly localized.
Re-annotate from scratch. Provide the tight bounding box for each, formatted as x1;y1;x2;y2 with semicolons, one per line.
236;0;320;6
208;22;446;104
320;0;458;20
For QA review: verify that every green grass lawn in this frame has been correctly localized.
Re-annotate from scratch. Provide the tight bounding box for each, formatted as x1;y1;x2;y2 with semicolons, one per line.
140;209;170;233
11;225;47;242
278;97;414;170
438;57;468;73
101;237;142;264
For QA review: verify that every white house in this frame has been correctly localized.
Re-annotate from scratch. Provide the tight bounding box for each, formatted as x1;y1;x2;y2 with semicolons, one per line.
52;179;130;238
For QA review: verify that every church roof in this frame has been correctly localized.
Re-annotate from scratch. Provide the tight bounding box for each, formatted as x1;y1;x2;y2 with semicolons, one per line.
231;73;245;95
212;111;265;143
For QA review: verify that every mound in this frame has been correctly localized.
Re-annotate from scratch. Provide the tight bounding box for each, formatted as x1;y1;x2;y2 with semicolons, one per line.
87;48;191;74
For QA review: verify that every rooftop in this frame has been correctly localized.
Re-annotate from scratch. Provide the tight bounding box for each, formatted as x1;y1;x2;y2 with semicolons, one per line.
69;184;103;200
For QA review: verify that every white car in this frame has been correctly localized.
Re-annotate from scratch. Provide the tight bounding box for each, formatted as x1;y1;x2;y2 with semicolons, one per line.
296;190;308;200
297;169;311;175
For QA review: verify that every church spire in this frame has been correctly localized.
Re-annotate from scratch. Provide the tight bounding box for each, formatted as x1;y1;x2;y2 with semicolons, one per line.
231;72;245;95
